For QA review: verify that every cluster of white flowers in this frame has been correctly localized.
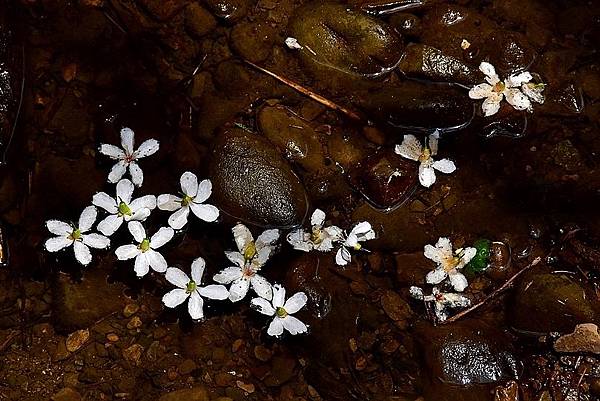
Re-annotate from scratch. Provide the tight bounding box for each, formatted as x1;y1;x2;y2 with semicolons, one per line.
286;209;376;266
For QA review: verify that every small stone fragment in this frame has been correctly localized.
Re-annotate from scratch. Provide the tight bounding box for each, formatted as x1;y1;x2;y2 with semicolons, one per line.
123;344;144;366
123;303;139;317
51;387;82;401
66;329;89;353
127;316;142;330
236;381;255;393
554;323;600;354
380;290;412;328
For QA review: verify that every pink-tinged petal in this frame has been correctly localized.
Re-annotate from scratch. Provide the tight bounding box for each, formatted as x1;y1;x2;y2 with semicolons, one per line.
432;159;456;174
418;163;436;187
46;220;72;236
92;192;117;214
250;297;276;316
267;317;284;337
426;267;447;285
504;88;531;111
180;171;198;197
120;128;135;155
188;291;204;320
228;278;250;302
78;206;97;233
115;244;140;260
232;223;254;253
134;253;150;277
481;93;502;117
281;315;308;335
108;161;127;184
271;284;286;308
198;285;229;300
134;138;159;158
73;241;92;266
165;267;189;288
283;292;307;314
189;203;219;223
213;266;243;284
468;83;493;99
157;194;182;211
195;179;212;203
150;227;174;249
168;207;189;230
116;179;134;205
128;162;143;187
449;272;469;292
45;236;72;252
146;249;167;273
190;257;205;283
99;144;125;160
128;221;146;243
82;233;110;249
251;275;272;300
394;135;422;161
162;288;188;308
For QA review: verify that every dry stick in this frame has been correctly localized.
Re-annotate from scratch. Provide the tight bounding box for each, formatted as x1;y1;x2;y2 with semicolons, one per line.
243;59;364;122
441;256;542;325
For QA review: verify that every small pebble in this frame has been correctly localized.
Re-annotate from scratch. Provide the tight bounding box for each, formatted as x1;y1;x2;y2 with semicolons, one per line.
236;381;255;393
66;329;89;353
123;304;139;318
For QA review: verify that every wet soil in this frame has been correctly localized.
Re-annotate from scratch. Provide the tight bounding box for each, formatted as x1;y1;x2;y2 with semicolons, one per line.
0;0;599;400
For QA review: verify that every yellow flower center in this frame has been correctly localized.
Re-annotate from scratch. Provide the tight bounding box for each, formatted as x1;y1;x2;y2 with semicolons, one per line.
69;229;81;241
118;201;132;216
310;228;323;244
493;81;506;93
139;238;150;252
244;242;257;261
418;148;431;163
181;195;193;207
276;307;288;318
186;280;197;293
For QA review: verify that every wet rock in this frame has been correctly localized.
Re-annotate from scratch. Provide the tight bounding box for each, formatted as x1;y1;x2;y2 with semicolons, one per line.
158;386;209;401
494;381;519;401
204;0;250;22
209;127;308;228
346;149;417;210
388;13;422;37
399;44;482;85
512;271;600;335
51;387;82;401
484;31;537;74
355;82;474;133
416;319;521;401
480;113;528;139
285;253;333;320
139;0;187;21
554;323;600;354
184;3;217;38
351;0;428;15
230;22;276;63
288;2;403;86
380;290;412;328
539;82;585;117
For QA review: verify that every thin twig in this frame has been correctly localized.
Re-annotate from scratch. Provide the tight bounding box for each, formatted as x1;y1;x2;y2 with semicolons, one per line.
243;59;364;122
441;256;542;325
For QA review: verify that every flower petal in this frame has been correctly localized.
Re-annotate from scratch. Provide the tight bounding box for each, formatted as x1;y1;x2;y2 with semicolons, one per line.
134;253;150;277
168;207;189;230
195;179;212;203
92;192;117;214
506;71;532;87
150;227;174;249
189;203;219;223
129;162;144;187
128;221;146;243
180;171;198;197
99;144;125;160
505;88;531;111
213;266;243;284
281;315;308;335
409;286;425;300
350;222;375;240
73;241;92;266
283;292;307;314
428;130;439;156
116;179;134;205
286;230;313;252
45;236;72;252
426;267;447;285
120;127;135;155
232;223;254;253
134;138;159;158
188;291;204;320
146;249;167;273
190;257;205;283
432;159;456;174
458;247;477;268
78;206;97;233
128;207;151;222
435;237;453;256
468;83;493;99
449;272;469;292
251;274;273;300
115;244;140;260
479;62;499;83
256;229;280;248
310;209;326;227
82;233;110;249
522;83;545;104
165;267;189;288
271;284;286;308
394;135;422;161
250;297;275;316
418;163;437;187
46;220;72;236
267;317;284;337
228;278;250;302
424;244;444;264
162;288;188;308
481;93;503;117
130;195;156;212
198;285;229;300
335;247;351;266
225;251;245;267
108;161;127;184
157;194;182;211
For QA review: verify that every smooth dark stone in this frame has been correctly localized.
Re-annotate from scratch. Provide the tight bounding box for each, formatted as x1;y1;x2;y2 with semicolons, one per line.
480;113;528;139
209;127;309;228
484;31;537;74
351;0;428;15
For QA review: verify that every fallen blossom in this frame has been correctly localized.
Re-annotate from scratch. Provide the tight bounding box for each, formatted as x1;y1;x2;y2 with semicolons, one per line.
251;284;308;337
286;209;343;252
424;237;476;292
115;221;174;277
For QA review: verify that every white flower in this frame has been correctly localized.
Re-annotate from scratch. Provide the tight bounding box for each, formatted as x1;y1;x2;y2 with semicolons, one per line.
115;221;174;277
98;127;159;187
395;131;456;188
424;237;476;292
44;206;110;266
285;37;303;50
469;62;544;117
162;257;229;320
157;172;219;230
212;223;279;302
251;284;308;337
92;178;156;236
286;209;343;252
410;286;470;323
335;221;376;266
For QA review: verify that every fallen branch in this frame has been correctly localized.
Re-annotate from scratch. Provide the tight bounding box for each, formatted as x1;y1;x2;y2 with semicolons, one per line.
243;59;364;122
441;256;542;325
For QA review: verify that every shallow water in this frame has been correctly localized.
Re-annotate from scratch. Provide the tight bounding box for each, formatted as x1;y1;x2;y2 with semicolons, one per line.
0;0;599;400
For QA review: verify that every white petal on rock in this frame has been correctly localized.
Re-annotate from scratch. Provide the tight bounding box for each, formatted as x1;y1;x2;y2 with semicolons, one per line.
108;161;127;184
180;171;199;197
506;71;532;87
92;192;117;214
285;37;303;50
286;230;312;252
256;229;280;248
146;249;168;273
129;162;144;187
168;207;189;230
282;315;308;335
251;275;273;300
228;278;250;302
82;233;110;249
45;236;72;252
46;220;72;236
335;247;351;266
310;209;326;227
232;224;254;253
255;247;272;267
344;233;358;249
432;159;456;174
522;83;545;104
409;286;425;300
395;135;422;161
418;163;437;187
134;253;150;277
482;93;502;117
120;128;135;155
128;221;146;243
271;284;286;307
165;267;189;288
458;247;477;268
267;317;284;337
284;292;307;314
190;203;219;222
505;88;531;111
251;297;276;316
444;293;471;308
78;206;97;233
449;272;469;292
73;241;92;266
195;179;212;203
116;179;134;205
426;267;448;285
428;130;439;156
479;62;499;83
99;144;125;160
130;195;156;212
468;83;493;99
213;266;243;284
115;244;140;260
157;194;182;211
198;285;229;300
150;227;174;249
162;288;188;308
188;291;204;320
350;221;373;237
134;138;159;158
225;251;245;267
191;257;205;283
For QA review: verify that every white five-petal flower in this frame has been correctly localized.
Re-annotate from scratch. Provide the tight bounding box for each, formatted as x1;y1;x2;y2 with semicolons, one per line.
44;206;110;266
409;286;470;323
115;221;174;277
335;221;376;266
213;224;279;302
286;209;343;252
424;237;476;292
469;62;545;117
157;172;219;230
99;127;159;187
162;257;229;320
92;178;156;236
251;284;308;337
395;131;456;188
